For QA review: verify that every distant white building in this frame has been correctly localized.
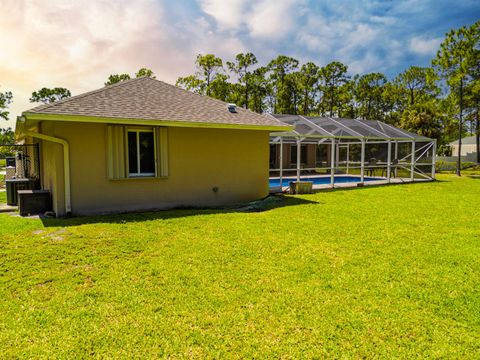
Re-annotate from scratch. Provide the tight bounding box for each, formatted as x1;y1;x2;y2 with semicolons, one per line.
449;135;478;157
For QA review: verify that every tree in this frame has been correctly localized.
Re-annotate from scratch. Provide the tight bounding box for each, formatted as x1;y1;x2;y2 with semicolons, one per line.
249;67;270;113
464;78;480;162
437;94;461;145
0;127;15;158
380;82;403;124
208;74;232;102
355;73;387;120
285;71;302;114
337;78;357;119
318;61;350;116
135;68;155;78
227;53;258;109
105;73;131;86
395;66;438;107
0;89;13;121
175;54;226;98
462;21;480;162
297;62;319;115
30;87;71;104
433;22;478;175
195;54;224;96
267;55;299;113
0;127;14;156
176;75;205;94
105;68;155;86
399;104;443;139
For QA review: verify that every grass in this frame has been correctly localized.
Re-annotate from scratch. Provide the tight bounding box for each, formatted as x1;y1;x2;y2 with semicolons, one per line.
0;174;479;358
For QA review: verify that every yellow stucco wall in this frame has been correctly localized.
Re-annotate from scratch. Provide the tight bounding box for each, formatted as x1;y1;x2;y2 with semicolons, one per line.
39;121;270;216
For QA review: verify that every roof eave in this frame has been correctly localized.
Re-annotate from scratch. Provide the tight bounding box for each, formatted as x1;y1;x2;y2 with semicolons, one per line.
22;112;293;132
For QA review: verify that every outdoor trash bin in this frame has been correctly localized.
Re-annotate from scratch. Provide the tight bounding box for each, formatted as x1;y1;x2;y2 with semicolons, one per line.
290;181;313;194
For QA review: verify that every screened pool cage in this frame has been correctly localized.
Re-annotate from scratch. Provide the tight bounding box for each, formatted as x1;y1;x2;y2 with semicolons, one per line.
269;115;436;189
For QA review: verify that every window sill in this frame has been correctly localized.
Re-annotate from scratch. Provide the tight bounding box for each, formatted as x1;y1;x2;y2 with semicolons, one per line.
110;176;168;181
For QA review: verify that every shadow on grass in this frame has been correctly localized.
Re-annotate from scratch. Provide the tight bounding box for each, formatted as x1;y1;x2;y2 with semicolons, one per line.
37;180;442;227
40;195;320;227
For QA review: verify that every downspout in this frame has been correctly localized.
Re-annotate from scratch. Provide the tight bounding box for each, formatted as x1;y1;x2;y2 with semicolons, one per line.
23;129;71;215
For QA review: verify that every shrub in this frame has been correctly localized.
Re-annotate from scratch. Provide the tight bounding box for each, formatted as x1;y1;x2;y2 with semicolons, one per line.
436;160;475;172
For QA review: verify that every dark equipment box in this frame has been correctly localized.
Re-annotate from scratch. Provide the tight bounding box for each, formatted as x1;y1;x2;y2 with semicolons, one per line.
17;190;52;216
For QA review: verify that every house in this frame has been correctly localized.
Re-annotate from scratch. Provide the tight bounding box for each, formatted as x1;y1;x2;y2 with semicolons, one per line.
15;77;290;217
449;135;479;157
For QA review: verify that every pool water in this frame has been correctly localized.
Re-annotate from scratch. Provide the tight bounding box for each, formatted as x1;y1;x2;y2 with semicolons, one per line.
269;176;382;187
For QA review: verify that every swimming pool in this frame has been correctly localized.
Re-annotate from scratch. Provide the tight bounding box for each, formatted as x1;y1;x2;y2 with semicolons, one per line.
269;175;382;187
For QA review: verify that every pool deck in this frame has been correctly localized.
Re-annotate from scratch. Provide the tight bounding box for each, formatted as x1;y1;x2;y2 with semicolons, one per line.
269;175;433;193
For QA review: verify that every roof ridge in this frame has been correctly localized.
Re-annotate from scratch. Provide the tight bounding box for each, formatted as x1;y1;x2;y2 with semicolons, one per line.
147;77;273;118
27;76;274;119
25;76;150;113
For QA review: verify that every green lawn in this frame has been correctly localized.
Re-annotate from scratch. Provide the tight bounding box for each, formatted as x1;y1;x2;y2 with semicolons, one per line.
0;175;479;358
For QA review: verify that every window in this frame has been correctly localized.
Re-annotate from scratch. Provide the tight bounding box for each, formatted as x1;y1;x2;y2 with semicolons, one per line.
107;125;168;180
127;129;155;177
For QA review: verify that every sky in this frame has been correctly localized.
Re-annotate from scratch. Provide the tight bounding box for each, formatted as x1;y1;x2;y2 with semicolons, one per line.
1;0;479;128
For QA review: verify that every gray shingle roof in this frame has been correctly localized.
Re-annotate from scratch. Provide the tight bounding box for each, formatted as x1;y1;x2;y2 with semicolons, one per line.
24;77;288;129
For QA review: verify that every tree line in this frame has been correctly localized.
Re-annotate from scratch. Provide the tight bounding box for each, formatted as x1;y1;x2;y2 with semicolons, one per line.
0;22;478;171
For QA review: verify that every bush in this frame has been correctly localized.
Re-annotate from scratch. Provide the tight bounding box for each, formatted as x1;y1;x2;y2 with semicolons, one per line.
436;160;475;172
0;147;15;158
437;144;452;156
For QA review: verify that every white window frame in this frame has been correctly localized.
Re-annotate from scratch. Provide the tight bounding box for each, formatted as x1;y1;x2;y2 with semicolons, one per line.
127;128;157;177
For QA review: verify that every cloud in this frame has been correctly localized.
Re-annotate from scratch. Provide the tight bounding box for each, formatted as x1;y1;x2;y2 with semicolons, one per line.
197;0;304;40
199;0;247;30
294;13;387;74
247;0;303;39
409;36;442;55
